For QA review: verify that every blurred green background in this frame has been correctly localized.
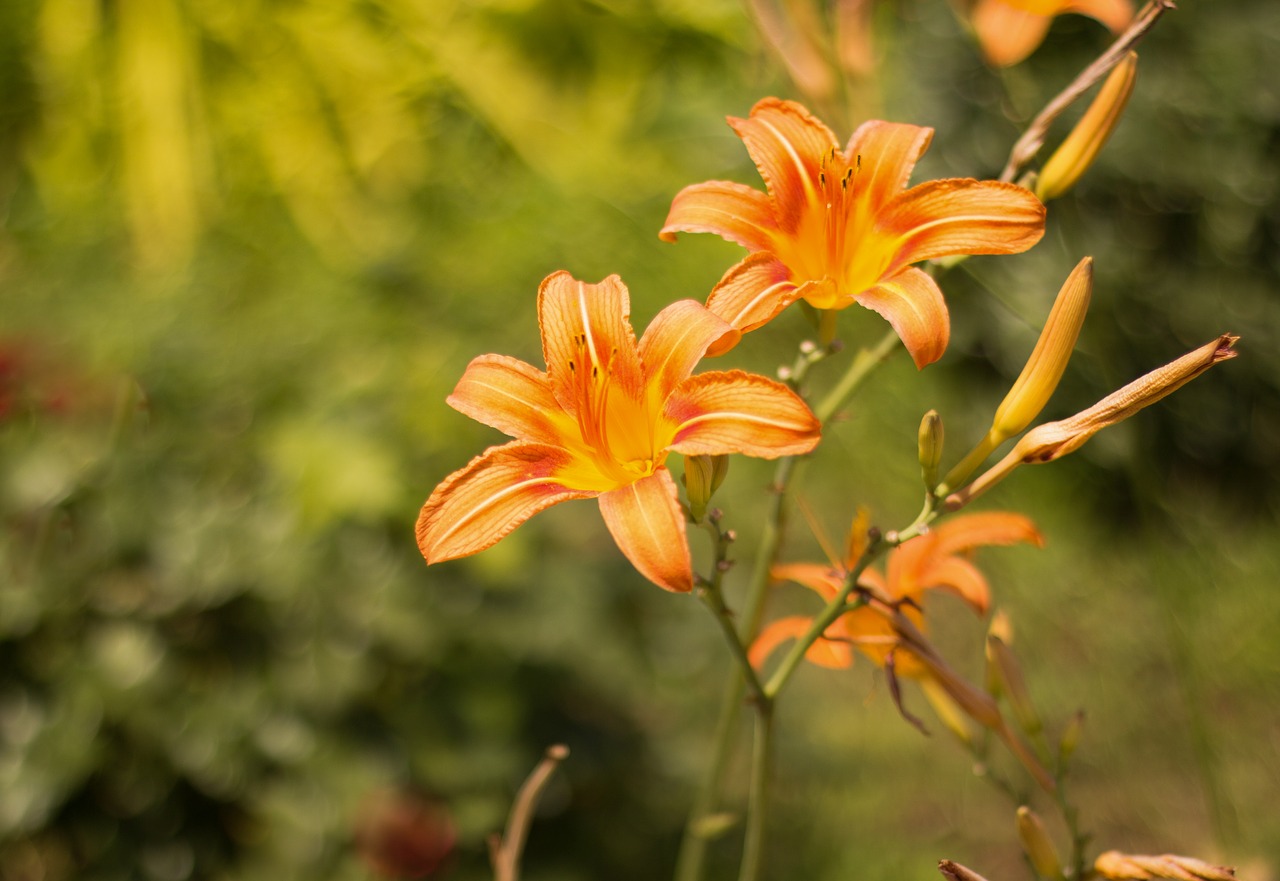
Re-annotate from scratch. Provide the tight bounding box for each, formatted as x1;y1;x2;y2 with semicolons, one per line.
1;0;1278;879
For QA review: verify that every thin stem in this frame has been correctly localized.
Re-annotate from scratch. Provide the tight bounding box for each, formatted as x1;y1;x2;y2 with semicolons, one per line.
673;672;744;881
677;331;902;881
941;430;1001;495
763;545;879;699
815;328;901;424
491;745;570;881
697;519;768;705
737;702;774;881
1051;775;1088;881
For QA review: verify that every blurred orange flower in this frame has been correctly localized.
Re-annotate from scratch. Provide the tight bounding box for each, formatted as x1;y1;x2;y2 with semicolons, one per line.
971;0;1133;68
660;98;1045;366
417;271;821;593
751;512;1042;672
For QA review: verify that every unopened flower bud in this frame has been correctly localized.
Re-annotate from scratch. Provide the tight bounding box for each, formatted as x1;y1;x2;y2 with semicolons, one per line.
1037;53;1139;201
987;635;1042;737
918;410;945;489
991;258;1093;443
919;676;974;746
985;610;1014;695
683;454;729;521
948;334;1239;509
1057;711;1083;768
1016;806;1064;880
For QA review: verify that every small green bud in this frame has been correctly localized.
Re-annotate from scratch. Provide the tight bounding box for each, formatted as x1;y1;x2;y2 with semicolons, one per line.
987;635;1042;737
683;455;728;521
918;410;944;490
1059;710;1084;767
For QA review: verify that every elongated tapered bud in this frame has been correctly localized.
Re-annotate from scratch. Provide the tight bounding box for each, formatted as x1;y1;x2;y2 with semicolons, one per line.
986;635;1042;736
919;410;945;489
1037;53;1139;201
919;675;974;746
948;334;1239;510
1016;806;1064;880
991;258;1093;442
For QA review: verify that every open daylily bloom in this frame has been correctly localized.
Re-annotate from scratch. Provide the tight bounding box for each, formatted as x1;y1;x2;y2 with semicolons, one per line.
417;271;821;593
660;98;1046;366
750;511;1042;672
970;0;1134;68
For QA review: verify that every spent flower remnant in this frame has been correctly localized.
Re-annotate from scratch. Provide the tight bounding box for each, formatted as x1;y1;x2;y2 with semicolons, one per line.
660;98;1046;366
751;512;1042;673
417;272;821;593
970;0;1134;68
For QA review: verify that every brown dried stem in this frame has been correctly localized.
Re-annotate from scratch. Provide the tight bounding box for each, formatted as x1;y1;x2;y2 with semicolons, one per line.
490;745;570;881
1000;0;1176;183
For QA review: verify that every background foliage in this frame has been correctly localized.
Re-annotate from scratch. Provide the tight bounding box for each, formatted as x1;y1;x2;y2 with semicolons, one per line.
1;0;1277;879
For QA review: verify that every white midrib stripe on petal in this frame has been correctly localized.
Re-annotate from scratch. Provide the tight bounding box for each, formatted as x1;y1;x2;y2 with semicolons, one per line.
758;117;820;206
676;410;811;432
430;475;564;553
888;212;1031;251
728;279;793;327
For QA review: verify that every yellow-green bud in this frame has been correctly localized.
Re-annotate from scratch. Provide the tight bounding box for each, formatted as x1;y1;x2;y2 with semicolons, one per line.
991;257;1093;443
1016;806;1064;880
1037;53;1139;201
918;410;944;490
683;455;728;521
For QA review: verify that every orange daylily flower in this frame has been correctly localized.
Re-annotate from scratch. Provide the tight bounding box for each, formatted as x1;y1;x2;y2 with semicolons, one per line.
660;98;1046;366
751;512;1043;672
417;271;821;593
970;0;1134;68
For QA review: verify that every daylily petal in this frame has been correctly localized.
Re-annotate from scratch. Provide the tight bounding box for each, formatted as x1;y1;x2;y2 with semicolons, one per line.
666;370;821;458
751;616;854;670
659;180;779;251
856;566;889;597
729;98;839;232
637;299;733;405
771;562;842;600
844;120;934;217
417;441;595;564
1067;0;1133;31
878;180;1046;271
935;511;1045;556
447;353;575;446
972;0;1055;67
855;267;951;368
703;253;800;352
539;271;644;414
918;556;992;614
597;469;692;592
